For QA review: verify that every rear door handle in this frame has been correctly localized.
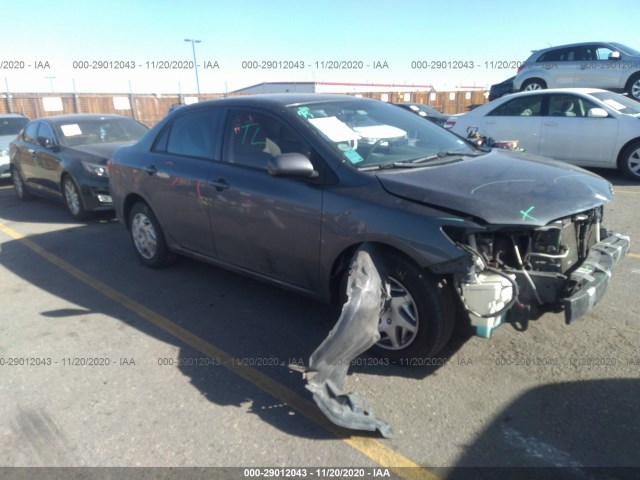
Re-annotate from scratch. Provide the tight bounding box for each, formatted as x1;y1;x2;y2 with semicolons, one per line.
144;165;157;175
543;122;558;127
208;178;230;191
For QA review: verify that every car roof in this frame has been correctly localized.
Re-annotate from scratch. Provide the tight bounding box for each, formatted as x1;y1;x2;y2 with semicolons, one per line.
497;87;608;97
0;113;28;118
36;114;135;125
181;93;380;110
530;41;618;54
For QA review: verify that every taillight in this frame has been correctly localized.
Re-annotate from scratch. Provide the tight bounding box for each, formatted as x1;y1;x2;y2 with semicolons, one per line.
106;159;113;174
517;65;525;73
444;120;455;129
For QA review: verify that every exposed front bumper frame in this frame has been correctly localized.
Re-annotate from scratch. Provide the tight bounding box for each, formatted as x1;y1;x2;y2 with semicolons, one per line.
563;232;630;324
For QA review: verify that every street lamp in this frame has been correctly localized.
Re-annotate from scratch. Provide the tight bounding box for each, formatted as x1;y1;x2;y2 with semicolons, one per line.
184;38;201;96
45;76;56;93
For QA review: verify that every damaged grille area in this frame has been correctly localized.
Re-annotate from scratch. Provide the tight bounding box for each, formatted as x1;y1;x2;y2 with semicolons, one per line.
448;206;628;337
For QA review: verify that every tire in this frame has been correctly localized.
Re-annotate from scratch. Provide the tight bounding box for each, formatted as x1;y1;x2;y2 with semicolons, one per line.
11;167;32;201
345;251;455;362
128;201;175;268
62;175;90;220
626;73;640;101
521;79;546;92
619;140;640;181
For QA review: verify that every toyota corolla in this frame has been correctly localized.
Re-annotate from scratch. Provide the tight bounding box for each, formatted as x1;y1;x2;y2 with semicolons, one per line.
108;94;629;361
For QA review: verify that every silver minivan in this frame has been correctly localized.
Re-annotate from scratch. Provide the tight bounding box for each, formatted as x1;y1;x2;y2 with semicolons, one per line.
514;42;640;101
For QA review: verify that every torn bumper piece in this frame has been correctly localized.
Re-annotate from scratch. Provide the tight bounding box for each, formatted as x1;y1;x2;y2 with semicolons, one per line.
305;244;393;438
563;232;630;324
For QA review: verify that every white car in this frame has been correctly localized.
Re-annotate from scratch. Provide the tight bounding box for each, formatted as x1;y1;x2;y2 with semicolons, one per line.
513;42;640;100
444;88;640;180
0;114;29;178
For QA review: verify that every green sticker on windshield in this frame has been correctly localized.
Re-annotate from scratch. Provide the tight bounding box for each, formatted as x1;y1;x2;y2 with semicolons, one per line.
297;107;313;119
344;150;363;164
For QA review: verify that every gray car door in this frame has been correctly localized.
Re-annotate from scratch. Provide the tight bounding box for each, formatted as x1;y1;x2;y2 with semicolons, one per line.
139;108;222;257
207;109;323;292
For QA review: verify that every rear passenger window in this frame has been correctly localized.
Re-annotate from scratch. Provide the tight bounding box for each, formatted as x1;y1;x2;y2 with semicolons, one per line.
488;95;543;117
164;110;221;159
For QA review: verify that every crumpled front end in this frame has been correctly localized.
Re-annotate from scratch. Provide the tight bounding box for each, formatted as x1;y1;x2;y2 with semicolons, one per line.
442;206;629;338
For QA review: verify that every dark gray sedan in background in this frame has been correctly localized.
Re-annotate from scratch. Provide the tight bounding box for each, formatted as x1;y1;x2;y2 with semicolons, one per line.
108;94;628;361
10;114;148;219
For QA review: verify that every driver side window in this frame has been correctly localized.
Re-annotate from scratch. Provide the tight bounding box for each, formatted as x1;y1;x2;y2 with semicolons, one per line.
38;122;56;145
223;110;311;170
23;122;40;144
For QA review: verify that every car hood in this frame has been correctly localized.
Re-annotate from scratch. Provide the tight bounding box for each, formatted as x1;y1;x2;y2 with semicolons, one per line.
375;150;613;226
66;142;134;162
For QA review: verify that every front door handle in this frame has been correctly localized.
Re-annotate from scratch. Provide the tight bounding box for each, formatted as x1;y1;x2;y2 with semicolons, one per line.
28;149;36;157
144;165;157;175
208;178;230;191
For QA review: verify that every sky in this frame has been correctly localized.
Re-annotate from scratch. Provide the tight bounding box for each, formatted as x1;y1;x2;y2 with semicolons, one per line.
1;0;638;95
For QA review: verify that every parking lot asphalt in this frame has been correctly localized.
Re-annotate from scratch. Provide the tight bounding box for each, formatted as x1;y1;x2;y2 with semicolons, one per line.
0;169;639;479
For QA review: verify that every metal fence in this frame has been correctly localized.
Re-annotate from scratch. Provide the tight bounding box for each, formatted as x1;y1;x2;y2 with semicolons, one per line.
1;90;487;127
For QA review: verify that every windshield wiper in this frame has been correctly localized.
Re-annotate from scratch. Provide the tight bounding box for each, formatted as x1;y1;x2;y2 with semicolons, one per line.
410;150;484;164
358;150;484;171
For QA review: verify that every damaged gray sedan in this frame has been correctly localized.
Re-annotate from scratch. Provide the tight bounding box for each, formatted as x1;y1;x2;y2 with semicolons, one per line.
109;94;629;362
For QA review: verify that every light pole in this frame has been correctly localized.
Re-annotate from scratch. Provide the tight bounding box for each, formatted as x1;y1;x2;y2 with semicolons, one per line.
45;76;56;93
184;38;201;96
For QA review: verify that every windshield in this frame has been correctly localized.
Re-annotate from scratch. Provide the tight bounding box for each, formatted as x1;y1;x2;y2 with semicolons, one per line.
53;117;148;147
591;92;640;115
609;43;640;56
289;99;474;168
0;117;29;136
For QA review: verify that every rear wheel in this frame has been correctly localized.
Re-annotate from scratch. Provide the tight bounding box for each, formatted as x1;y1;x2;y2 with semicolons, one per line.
619;140;640;181
521;79;546;91
128;202;175;268
11;167;32;200
63;176;90;220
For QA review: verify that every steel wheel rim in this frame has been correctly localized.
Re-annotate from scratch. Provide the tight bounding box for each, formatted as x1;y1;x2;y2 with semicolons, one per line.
13;171;23;197
524;83;542;91
131;212;157;260
627;146;640;177
377;277;419;350
64;179;80;215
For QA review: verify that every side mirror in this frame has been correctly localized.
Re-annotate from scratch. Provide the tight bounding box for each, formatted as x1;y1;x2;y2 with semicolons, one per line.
587;108;609;118
608;51;621;60
37;136;59;150
268;153;317;178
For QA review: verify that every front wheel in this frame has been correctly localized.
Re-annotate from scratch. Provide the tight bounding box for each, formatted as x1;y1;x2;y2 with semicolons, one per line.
626;73;640;101
63;176;90;220
521;79;546;91
369;252;455;362
11;167;32;201
619;140;640;180
128;202;175;268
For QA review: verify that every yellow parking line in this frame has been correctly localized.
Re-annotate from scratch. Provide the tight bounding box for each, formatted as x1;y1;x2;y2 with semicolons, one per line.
0;222;439;480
